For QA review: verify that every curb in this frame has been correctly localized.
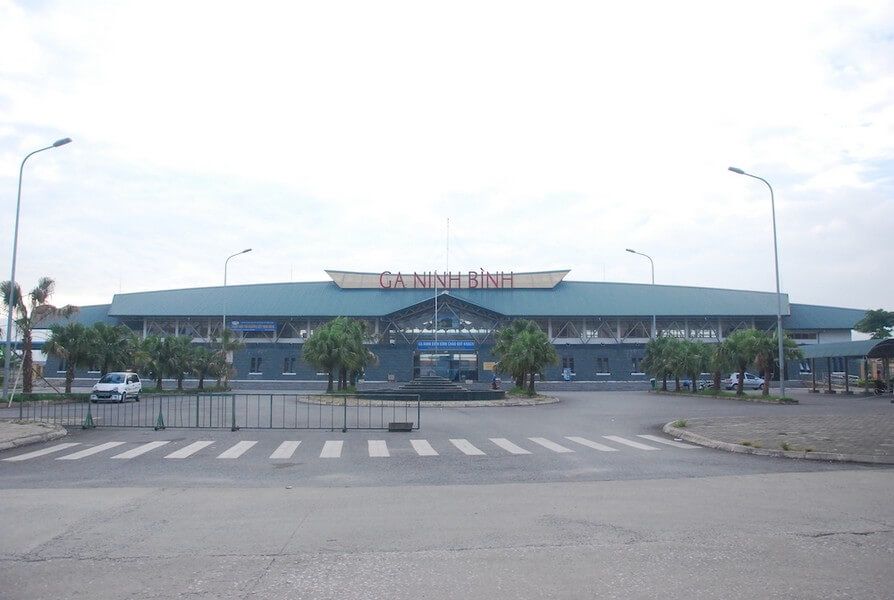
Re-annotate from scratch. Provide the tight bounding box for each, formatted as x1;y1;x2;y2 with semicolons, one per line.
0;422;68;452
651;390;798;404
663;421;893;465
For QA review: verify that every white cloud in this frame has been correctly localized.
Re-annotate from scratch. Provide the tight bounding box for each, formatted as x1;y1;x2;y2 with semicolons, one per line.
0;0;892;312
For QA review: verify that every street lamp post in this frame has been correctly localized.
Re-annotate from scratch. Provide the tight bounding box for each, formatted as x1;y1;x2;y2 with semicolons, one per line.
222;248;252;334
2;138;72;403
728;166;786;399
626;248;656;338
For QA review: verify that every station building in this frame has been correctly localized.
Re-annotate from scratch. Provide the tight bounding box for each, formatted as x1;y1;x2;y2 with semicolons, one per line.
46;269;867;385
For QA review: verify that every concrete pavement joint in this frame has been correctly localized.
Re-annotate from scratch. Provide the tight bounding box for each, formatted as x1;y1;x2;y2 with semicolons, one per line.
663;422;894;465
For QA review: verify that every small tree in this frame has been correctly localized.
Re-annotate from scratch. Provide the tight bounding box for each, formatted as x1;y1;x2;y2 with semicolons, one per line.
493;320;543;389
44;323;93;394
1;277;76;393
302;322;341;392
496;323;558;394
89;323;132;376
642;335;674;392
165;336;194;390
191;346;222;391
708;339;735;392
854;309;894;340
724;329;759;396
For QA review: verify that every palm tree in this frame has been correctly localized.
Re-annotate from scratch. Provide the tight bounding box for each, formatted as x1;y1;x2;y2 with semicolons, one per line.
495;323;557;394
191;346;222;391
708;339;734;393
752;331;803;396
44;323;93;394
164;336;194;390
1;277;76;393
340;319;376;388
89;323;132;376
724;329;759;395
642;335;675;391
139;336;167;390
493;320;542;389
302;321;342;392
214;329;245;389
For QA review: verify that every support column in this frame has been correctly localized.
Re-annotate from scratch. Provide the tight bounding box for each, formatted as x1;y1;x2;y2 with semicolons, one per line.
864;359;870;395
844;358;852;395
142;319;147;339
810;358;817;393
547;318;553;339
826;357;835;394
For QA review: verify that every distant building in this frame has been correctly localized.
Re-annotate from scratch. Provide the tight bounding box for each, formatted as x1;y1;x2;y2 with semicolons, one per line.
43;269;865;384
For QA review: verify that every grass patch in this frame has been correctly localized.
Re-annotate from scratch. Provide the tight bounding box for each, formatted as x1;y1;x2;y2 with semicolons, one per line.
780;442;792;451
739;440;762;448
672;419;687;428
506;386;538;398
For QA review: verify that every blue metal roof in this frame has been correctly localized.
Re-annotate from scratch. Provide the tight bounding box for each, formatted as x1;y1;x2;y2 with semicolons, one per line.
801;339;894;359
105;280;797;318
784;304;866;330
35;304;113;328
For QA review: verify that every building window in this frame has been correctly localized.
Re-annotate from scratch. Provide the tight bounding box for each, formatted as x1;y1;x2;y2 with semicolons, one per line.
790;332;817;340
57;360;68;373
799;360;811;374
282;357;296;374
88;363;100;374
249;357;263;374
562;356;575;371
595;357;610;375
631;357;644;374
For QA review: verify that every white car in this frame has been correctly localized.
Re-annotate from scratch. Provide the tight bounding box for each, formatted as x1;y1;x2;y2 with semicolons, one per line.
725;372;765;390
91;372;142;402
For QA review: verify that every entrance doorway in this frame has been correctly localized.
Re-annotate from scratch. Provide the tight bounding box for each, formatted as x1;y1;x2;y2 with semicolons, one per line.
414;352;479;382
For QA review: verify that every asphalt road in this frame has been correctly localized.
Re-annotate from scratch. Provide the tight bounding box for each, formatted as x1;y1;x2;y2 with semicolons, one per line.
1;390;892;599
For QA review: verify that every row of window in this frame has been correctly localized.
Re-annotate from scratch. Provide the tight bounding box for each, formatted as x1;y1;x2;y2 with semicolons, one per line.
561;356;645;375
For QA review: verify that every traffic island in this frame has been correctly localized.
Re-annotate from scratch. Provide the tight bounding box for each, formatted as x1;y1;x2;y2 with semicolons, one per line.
664;415;894;464
651;389;798;404
0;420;68;451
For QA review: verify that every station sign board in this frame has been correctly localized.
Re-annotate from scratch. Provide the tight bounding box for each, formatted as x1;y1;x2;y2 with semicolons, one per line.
230;320;276;333
326;269;570;290
417;340;476;351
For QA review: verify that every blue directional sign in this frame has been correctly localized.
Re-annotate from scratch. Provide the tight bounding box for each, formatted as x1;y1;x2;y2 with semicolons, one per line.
417;340;476;351
230;320;276;333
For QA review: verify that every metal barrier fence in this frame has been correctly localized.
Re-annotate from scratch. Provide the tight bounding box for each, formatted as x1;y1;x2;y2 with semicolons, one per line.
7;393;421;431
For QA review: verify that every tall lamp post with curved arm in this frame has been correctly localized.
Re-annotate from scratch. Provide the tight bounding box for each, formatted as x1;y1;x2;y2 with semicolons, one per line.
2;138;72;403
222;248;252;335
728;166;786;399
626;248;656;339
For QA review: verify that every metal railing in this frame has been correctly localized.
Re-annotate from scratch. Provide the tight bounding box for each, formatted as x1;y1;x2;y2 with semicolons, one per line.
4;393;421;431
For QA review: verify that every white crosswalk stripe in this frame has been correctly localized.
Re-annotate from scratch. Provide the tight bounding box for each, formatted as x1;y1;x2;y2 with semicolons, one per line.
368;440;389;457
269;441;301;459
411;439;438;456
111;441;170;459
320;440;343;458
450;438;486;456
165;441;214;459
528;437;574;453
0;432;694;464
637;434;700;449
565;436;618;452
57;442;126;460
603;435;660;451
3;442;81;462
489;438;531;454
217;441;257;459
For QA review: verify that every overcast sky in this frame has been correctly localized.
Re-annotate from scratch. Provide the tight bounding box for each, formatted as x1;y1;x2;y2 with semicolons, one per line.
1;0;891;314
